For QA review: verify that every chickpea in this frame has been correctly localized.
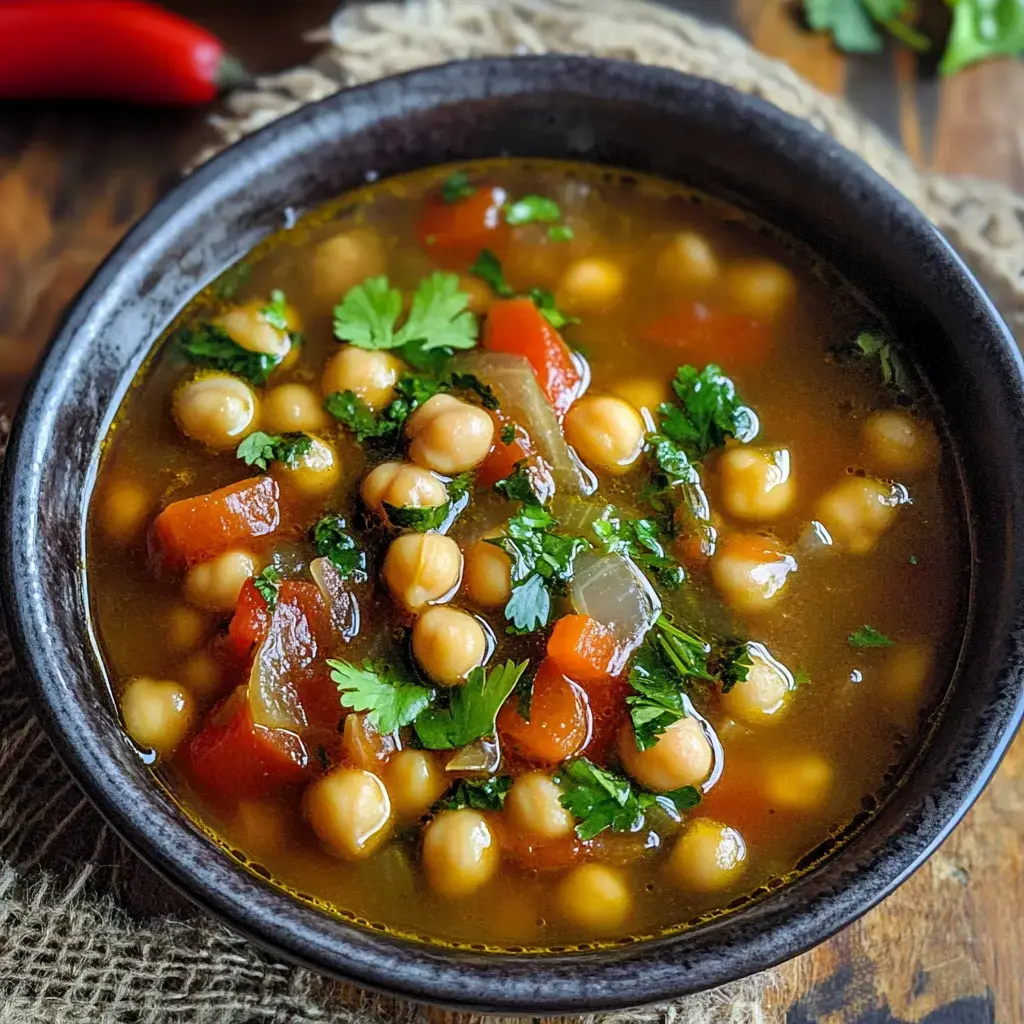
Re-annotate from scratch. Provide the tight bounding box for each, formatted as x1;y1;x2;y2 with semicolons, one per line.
312;228;385;302
215;299;298;359
720;644;793;724
725;259;795;320
166;605;208;652
261;383;328;434
763;752;832;811
656;231;719;289
412;607;487;685
303;768;393;860
882;642;933;702
406;394;495;475
556;863;632;931
667;818;747;892
814;476;901;554
361;461;448;522
556;257;625;315
384;749;446;820
120;677;194;759
462;531;512;608
618;716;713;792
178;650;223;701
717;446;795;522
563;395;645;476
271;437;341;499
505;772;574;840
173;374;258;450
862;410;936;475
610;377;669;418
383;533;463;613
711;533;796;614
184;549;257;613
458;275;494;315
321;346;403;411
99;478;151;545
422;809;498;898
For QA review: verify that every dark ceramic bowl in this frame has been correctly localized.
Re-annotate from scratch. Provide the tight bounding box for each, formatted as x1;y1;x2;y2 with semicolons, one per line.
3;56;1024;1013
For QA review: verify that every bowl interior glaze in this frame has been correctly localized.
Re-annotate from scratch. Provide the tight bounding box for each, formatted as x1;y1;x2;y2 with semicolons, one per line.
4;57;1024;1013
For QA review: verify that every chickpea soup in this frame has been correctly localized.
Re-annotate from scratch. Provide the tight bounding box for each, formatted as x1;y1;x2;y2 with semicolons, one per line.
88;160;966;949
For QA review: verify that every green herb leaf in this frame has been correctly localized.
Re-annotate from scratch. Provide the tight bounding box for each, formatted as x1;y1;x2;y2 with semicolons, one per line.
848;625;895;648
447;371;499;410
504;194;563;225
494;460;543;506
329;659;433;735
793;667;812;688
253;565;282;610
852;329;914;393
942;0;1024;74
547;224;575;242
528;287;580;330
236;430;313;471
212;261;252;300
469;249;515;298
323;390;399;443
312;514;368;581
658;364;757;460
592;505;685;590
500;424;517;445
259;289;290;332
438;776;513;812
415;660;529;749
177;325;281;387
804;0;886;53
909;555;918;565
394;272;478;353
441;171;476;204
718;642;753;694
627;642;692;751
446;471;474;503
333;275;404;350
515;669;534;722
382;501;449;533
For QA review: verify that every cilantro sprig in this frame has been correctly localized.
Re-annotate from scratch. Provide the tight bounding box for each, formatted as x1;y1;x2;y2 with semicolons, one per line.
658;364;757;461
329;660;433;735
592;505;685;590
236;431;312;471
177;325;282;387
312;515;367;581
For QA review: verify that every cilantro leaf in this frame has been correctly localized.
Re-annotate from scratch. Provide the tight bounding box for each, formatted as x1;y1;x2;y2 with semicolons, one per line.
942;0;1024;74
312;515;367;581
659;364;757;460
848;625;895;648
494;460;543;506
447;471;474;503
259;289;290;332
528;287;579;330
592;505;685;590
415;660;529;749
500;424;517;445
441;171;476;204
382;501;449;533
323;390;399;443
253;565;282;610
852;329;915;393
333;276;404;349
718;641;753;694
547;224;575;242
627;642;692;751
504;195;562;225
447;371;500;410
329;659;433;734
437;776;512;812
212;261;252;300
236;431;312;471
394;272;478;353
469;249;515;298
177;325;280;387
503;573;552;634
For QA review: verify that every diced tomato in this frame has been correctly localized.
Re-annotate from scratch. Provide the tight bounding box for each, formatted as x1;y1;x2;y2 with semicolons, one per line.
482;298;581;416
577;675;630;766
183;685;309;802
498;658;591;766
547;614;618;683
226;578;271;664
417;184;511;264
150;475;280;573
500;826;590;873
477;411;533;489
643;302;771;370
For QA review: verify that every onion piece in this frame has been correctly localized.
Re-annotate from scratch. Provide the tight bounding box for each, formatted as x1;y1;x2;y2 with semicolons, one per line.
571;552;662;672
446;736;501;774
796;520;834;558
453;351;587;495
248;597;319;730
310;556;361;642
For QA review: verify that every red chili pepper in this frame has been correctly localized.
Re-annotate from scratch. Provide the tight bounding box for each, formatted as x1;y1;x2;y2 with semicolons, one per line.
0;1;249;105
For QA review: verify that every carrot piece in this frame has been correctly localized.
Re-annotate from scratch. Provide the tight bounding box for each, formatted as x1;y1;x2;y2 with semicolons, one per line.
497;658;591;766
417;184;511;263
150;475;280;572
182;685;309;802
546;614;618;683
643;302;771;370
482;298;581;416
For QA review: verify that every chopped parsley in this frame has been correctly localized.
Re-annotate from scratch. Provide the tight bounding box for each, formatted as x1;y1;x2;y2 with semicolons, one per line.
446;372;499;410
323;390;398;443
329;659;433;735
658;364;757;461
847;625;895;648
236;431;312;471
469;249;578;329
500;424;517;446
848;330;914;393
447;471;474;503
312;515;367;581
177;324;281;387
253;565;282;611
528;287;579;330
556;758;701;840
441;171;476;204
793;667;812;688
382;501;449;533
259;289;290;332
414;660;530;749
504;194;562;225
909;555;918;565
437;776;513;812
591;505;685;590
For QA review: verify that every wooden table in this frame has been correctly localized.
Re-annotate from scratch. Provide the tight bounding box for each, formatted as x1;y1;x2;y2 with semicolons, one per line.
1;3;1020;1021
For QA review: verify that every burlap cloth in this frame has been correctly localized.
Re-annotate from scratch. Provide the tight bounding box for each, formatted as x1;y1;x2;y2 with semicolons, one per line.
5;2;1024;1022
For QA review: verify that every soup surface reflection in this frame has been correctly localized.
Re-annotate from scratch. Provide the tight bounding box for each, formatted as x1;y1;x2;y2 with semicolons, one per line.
88;160;966;949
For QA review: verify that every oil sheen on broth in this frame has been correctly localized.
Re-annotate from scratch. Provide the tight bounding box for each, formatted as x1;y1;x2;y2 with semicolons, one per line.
87;160;967;950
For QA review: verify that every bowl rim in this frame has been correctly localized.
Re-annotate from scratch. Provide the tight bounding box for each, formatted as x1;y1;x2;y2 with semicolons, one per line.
4;55;1024;1013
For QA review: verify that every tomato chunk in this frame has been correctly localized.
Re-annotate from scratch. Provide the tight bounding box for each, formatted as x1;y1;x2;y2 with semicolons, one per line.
500;827;590;873
482;298;581;416
183;685;309;801
547;614;618;683
498;658;591;765
477;409;535;489
417;184;510;263
226;577;271;664
643;302;771;370
150;475;280;573
577;675;630;766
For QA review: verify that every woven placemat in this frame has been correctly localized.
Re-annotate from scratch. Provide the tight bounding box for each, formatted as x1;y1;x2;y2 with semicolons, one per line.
3;2;1023;1022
